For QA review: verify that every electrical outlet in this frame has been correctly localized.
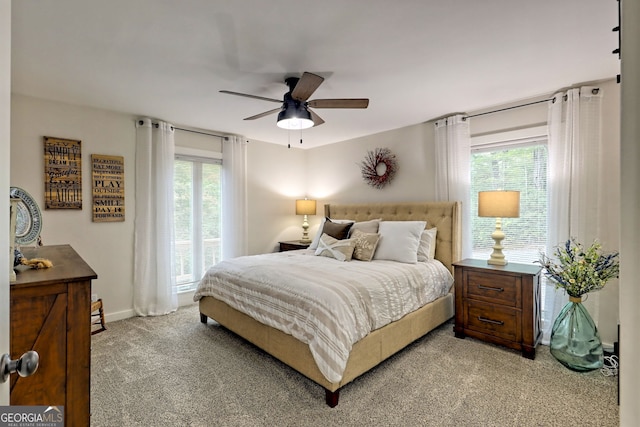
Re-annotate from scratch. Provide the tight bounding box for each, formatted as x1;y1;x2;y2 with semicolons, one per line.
91;294;98;302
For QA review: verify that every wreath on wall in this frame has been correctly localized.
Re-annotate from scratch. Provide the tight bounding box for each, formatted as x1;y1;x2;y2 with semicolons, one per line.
360;147;398;189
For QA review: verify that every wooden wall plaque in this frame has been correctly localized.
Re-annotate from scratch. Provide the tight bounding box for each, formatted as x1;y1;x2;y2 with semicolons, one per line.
91;154;125;222
44;136;82;209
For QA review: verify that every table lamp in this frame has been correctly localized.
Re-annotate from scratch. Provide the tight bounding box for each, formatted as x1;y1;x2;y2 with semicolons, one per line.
478;190;520;266
296;199;316;243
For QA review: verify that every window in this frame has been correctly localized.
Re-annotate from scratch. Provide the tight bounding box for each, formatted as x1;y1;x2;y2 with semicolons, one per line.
173;154;222;292
470;137;548;265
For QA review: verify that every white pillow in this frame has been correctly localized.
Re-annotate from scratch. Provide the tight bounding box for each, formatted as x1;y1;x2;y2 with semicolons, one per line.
373;221;426;263
417;227;438;262
309;217;354;250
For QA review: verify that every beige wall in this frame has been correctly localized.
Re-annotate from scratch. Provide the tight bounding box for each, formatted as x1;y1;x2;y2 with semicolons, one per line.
466;79;621;347
305;121;437;240
11;95;137;321
304;79;621;347
9;80;623;349
9;95;305;320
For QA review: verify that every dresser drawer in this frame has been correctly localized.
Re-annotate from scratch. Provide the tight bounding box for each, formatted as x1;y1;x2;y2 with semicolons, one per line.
465;270;521;307
465;300;520;342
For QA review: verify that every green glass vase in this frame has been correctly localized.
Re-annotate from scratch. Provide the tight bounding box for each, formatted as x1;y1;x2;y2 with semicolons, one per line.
550;296;603;371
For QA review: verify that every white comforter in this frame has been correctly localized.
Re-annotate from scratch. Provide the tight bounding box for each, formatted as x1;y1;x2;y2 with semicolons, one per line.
193;250;453;383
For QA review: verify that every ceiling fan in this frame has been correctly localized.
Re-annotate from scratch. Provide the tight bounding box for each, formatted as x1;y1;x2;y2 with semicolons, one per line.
220;72;369;130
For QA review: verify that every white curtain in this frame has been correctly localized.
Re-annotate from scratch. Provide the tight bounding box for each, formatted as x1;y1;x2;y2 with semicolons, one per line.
434;114;472;258
544;86;613;343
221;135;248;260
133;118;178;316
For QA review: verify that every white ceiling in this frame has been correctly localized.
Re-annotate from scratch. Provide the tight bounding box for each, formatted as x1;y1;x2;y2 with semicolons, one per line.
11;0;620;149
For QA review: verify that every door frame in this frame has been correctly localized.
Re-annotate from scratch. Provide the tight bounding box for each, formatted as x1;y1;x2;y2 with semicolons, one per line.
1;0;12;405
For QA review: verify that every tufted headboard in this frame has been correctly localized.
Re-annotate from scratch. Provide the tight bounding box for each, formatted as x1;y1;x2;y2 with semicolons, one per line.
325;201;462;274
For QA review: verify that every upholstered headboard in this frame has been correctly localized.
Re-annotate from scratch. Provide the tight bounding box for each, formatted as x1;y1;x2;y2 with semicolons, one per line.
324;201;462;274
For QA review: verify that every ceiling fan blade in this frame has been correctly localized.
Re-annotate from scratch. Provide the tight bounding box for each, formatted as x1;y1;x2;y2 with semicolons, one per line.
291;72;324;101
220;90;282;103
308;98;369;109
244;108;282;120
309;109;325;127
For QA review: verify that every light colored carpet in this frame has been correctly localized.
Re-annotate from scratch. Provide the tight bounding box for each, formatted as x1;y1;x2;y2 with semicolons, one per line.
90;304;618;426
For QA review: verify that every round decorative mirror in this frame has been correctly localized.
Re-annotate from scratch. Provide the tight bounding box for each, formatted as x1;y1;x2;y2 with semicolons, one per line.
9;187;42;246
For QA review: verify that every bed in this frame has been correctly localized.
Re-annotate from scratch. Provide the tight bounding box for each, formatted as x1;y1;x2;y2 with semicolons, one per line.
195;201;461;407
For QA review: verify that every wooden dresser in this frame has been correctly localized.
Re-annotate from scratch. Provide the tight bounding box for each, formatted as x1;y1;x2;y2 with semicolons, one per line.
10;245;97;427
453;259;541;359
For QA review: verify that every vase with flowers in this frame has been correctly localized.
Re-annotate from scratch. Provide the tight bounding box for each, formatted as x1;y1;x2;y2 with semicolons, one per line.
538;238;619;371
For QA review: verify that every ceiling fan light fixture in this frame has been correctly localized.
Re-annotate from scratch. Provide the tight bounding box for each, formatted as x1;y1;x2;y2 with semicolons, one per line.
277;105;314;130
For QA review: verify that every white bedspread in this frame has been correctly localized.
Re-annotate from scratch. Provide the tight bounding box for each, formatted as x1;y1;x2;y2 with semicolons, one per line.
193;250;453;383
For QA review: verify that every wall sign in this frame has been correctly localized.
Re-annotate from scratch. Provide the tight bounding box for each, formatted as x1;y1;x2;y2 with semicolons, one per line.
91;154;125;222
44;136;82;209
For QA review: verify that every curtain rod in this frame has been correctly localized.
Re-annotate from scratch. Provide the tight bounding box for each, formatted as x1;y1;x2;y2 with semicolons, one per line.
145;120;229;140
174;126;229;140
462;87;600;121
463;98;551;121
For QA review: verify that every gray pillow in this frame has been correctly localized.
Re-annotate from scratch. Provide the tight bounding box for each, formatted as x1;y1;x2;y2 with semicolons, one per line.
348;218;381;237
321;218;353;240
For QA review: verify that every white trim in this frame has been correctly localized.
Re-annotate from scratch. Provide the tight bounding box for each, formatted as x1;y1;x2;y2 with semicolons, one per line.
471;125;547;147
175;146;222;160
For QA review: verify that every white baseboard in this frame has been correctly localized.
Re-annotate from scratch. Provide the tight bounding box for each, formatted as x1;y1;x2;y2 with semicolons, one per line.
102;291;197;324
104;309;136;323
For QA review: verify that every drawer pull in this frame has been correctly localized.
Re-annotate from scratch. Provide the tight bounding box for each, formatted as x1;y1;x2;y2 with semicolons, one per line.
477;285;504;292
478;316;504;326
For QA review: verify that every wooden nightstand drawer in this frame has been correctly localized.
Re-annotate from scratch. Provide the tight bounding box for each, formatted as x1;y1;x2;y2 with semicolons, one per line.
466;300;520;342
279;241;311;252
453;259;541;359
465;271;520;308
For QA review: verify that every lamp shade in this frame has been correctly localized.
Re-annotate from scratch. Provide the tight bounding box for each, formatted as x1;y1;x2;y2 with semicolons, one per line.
295;199;316;216
478;191;520;218
277;105;314;130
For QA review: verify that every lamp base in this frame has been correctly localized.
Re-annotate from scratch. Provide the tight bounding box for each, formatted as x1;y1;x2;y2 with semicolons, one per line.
300;215;310;243
487;257;507;266
487;218;508;266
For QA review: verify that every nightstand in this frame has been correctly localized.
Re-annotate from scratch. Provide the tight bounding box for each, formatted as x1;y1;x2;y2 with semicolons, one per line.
453;259;542;359
279;240;311;252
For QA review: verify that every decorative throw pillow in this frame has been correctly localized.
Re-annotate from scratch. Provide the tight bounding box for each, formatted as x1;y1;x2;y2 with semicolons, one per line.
309;218;354;250
350;229;380;261
348;218;381;238
315;234;356;261
373;221;426;263
322;218;353;240
417;227;438;262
